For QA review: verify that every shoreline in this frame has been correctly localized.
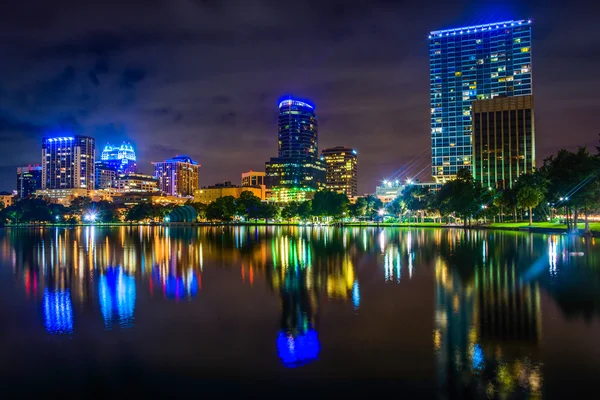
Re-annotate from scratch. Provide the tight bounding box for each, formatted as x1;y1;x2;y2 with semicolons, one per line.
3;221;598;236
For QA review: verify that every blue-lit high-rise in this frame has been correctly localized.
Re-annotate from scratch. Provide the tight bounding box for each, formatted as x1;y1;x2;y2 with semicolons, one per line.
265;98;325;202
101;141;137;174
429;20;532;182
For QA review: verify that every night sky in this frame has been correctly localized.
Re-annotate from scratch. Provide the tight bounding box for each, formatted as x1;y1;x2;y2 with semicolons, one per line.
0;0;598;194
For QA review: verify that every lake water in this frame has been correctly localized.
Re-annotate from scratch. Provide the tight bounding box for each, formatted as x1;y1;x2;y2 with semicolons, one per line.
0;226;598;398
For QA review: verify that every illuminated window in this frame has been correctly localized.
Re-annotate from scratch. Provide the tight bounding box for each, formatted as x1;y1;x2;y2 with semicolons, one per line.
521;47;530;53
455;72;462;77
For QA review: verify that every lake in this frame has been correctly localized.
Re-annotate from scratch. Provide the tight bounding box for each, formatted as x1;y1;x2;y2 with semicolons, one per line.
0;226;598;398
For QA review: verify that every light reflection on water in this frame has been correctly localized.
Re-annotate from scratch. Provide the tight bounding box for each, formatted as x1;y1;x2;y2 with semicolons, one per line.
0;226;599;397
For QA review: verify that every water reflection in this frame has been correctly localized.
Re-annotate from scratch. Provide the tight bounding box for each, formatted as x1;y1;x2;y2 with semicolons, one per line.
0;226;599;394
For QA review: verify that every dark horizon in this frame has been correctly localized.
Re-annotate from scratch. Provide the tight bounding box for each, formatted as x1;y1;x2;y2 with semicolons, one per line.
0;0;598;193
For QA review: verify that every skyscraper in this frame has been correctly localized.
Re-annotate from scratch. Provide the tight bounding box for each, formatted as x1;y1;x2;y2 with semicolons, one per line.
321;146;358;198
17;165;43;198
472;95;535;189
101;142;137;174
42;135;96;190
94;161;118;190
153;155;200;197
430;20;532;182
265;98;325;202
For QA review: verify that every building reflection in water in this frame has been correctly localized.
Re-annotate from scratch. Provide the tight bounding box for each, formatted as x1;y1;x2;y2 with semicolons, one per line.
434;230;543;398
43;288;73;334
99;266;136;329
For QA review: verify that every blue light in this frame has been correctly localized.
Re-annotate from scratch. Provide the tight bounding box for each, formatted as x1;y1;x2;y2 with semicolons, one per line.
278;99;314;109
98;267;136;329
43;289;73;334
276;329;320;367
352;281;360;309
472;343;484;371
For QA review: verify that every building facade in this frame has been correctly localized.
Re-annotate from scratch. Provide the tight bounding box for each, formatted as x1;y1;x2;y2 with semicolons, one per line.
430;20;532;182
17;165;43;199
94;161;118;190
0;192;14;208
101;142;137;174
194;182;265;204
42;136;96;190
321;146;358;198
472;95;535;189
265;98;325;202
153;155;200;197
113;173;160;193
241;171;266;187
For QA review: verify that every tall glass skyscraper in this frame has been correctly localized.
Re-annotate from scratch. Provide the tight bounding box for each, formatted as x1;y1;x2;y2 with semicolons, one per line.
429;20;532;182
42;135;96;189
266;98;325;202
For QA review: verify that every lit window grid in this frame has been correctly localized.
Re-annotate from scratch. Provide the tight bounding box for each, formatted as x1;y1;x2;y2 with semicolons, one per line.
430;22;532;181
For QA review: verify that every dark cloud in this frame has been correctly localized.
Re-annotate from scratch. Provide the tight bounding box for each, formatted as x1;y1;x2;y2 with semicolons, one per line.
0;0;597;191
119;68;147;89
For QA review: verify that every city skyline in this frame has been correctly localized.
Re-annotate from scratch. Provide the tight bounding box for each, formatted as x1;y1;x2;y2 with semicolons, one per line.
0;1;598;194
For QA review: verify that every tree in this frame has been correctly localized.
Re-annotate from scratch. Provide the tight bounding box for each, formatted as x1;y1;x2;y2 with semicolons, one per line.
297;201;312;220
311;190;349;219
126;203;158;222
236;191;262;219
517;186;543;226
69;196;92;215
436;168;480;226
281;202;299;220
364;195;383;220
349;197;367;219
187;202;207;221
541;147;600;232
205;196;236;221
257;202;278;221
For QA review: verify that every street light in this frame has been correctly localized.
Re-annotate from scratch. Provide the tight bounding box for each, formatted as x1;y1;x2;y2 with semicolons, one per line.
406;178;413;185
84;212;97;223
378;209;385;216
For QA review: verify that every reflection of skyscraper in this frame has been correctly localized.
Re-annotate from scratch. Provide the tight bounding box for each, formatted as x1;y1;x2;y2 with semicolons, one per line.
98;267;136;329
434;237;543;398
276;266;320;367
152;265;199;300
43;289;73;334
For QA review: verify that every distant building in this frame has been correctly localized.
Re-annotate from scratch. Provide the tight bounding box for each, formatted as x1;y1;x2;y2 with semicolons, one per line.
429;20;532;182
17;165;43;199
112;193;188;208
375;180;441;203
113;173;160;193
95;161;118;190
265;98;325;202
241;171;266;187
34;188;111;206
0;192;14;208
472;95;535;189
152;155;200;197
101;142;137;174
42;135;95;190
321;146;358;198
194;181;265;204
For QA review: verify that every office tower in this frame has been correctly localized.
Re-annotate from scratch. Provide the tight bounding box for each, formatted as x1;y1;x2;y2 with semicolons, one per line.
17;165;43;198
241;171;266;187
472;95;535;189
430;20;532;182
42;135;96;190
94;161;118;190
152;155;200;197
321;146;358;198
265;98;326;202
101;142;137;174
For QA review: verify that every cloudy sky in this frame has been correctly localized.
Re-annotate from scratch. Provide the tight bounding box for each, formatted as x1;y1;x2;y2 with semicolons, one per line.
0;0;598;193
